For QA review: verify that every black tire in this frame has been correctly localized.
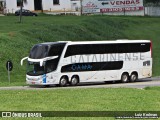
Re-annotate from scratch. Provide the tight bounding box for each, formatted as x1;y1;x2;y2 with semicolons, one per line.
130;73;138;82
70;76;79;86
59;77;68;87
121;73;129;83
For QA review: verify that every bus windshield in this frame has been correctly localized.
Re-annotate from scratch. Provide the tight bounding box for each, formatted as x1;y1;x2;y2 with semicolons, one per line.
27;58;59;76
27;43;66;76
27;62;44;76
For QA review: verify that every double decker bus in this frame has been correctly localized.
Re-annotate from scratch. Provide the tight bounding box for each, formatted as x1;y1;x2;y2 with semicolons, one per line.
21;40;152;86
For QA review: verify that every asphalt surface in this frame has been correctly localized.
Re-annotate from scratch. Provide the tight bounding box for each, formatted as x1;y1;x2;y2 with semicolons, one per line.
0;77;160;90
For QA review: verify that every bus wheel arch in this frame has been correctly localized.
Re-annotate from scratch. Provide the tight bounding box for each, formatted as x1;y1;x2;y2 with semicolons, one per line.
121;72;129;83
70;75;79;86
59;75;69;87
130;71;138;82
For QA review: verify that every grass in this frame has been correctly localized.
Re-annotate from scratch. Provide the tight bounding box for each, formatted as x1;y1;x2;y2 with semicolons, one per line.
0;87;160;119
1;88;159;111
144;86;160;91
0;15;160;86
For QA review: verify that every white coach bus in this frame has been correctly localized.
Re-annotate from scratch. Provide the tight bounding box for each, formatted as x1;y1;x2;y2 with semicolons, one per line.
21;40;152;86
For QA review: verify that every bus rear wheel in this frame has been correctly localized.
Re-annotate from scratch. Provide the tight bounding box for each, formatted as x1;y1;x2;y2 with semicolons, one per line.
70;76;79;86
59;77;68;87
121;73;129;83
130;73;138;82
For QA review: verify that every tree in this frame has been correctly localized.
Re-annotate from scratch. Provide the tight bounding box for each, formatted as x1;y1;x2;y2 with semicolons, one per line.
19;0;27;23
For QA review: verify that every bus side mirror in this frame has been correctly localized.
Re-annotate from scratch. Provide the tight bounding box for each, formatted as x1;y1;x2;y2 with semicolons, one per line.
21;57;28;66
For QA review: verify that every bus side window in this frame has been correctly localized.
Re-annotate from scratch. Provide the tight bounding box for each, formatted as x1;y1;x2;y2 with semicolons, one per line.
143;61;150;66
46;59;58;73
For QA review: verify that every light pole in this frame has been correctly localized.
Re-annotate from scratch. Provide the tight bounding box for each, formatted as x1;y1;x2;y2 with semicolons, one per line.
80;0;83;16
124;0;126;15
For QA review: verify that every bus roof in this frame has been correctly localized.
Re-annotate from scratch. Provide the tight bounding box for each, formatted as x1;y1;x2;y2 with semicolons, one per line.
39;40;150;46
39;42;67;45
66;40;150;45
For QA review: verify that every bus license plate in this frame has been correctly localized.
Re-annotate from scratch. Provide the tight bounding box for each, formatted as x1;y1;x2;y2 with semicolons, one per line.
31;82;35;84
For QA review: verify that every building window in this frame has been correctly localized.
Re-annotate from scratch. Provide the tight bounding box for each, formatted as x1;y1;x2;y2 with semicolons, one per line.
17;0;22;7
53;0;59;5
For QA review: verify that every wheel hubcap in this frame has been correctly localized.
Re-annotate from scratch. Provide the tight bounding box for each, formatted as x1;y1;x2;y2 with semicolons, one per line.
72;78;78;85
131;75;136;81
61;79;66;85
122;75;128;82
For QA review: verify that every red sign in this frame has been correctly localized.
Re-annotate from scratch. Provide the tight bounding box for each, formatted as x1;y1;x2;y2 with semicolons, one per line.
84;2;97;8
82;0;144;14
100;6;144;12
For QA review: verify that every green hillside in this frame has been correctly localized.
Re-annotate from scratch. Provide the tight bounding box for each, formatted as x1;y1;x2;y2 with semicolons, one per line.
0;15;159;86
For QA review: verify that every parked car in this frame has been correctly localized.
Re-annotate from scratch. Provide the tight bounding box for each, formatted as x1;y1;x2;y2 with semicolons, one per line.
15;9;38;16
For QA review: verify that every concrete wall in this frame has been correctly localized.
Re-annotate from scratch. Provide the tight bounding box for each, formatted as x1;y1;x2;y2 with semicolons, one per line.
43;0;72;11
5;0;73;13
5;0;35;13
70;0;81;11
145;7;160;16
102;10;144;16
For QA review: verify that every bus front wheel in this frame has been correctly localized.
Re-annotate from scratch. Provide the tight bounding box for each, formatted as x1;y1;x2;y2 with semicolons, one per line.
121;73;129;83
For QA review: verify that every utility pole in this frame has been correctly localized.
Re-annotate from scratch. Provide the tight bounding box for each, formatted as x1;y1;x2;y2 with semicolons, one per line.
124;0;126;16
19;0;23;23
80;0;83;16
41;0;43;13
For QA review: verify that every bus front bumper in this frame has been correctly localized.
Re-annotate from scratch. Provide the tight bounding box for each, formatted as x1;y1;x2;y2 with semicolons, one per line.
26;79;44;85
26;75;48;85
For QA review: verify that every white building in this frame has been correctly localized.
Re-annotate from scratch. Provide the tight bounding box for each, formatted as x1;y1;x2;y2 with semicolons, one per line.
1;0;147;16
4;0;80;13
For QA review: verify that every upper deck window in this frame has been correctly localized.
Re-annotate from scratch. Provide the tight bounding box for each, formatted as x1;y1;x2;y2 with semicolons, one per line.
29;43;66;59
29;45;49;59
64;43;150;57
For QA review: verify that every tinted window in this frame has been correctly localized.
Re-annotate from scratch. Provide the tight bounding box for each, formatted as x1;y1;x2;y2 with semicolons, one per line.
143;61;151;66
29;43;66;59
48;43;66;57
53;0;59;4
64;43;150;57
45;59;59;73
61;61;123;73
17;0;22;7
117;43;150;53
27;62;44;76
29;45;49;59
